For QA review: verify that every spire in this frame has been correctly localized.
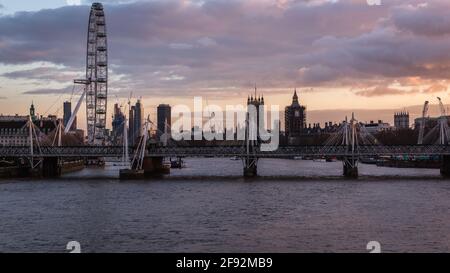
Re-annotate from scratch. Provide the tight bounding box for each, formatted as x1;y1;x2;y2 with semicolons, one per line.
30;101;36;121
292;88;299;105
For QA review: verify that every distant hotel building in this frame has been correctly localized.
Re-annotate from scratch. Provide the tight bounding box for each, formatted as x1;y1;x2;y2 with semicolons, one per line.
157;104;171;139
363;120;391;134
285;89;306;142
0;103;58;146
394;111;409;129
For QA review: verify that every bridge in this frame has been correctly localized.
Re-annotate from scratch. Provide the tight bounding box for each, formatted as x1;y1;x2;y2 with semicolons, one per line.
3;110;450;178
1;144;450;158
2;143;450;179
3;105;450;178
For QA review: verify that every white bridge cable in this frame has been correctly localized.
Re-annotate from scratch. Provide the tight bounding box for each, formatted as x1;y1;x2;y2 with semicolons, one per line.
319;116;383;156
42;85;76;117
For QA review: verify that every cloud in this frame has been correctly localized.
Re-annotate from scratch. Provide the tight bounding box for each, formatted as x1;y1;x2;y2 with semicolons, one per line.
66;0;82;6
1;66;81;83
22;86;74;95
423;83;448;93
392;2;450;37
354;82;449;97
354;86;414;97
1;0;450;99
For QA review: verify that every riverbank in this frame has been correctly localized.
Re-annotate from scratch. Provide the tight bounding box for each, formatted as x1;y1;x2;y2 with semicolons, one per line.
0;159;85;178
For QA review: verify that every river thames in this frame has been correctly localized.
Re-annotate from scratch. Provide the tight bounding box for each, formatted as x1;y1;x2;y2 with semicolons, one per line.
0;158;449;253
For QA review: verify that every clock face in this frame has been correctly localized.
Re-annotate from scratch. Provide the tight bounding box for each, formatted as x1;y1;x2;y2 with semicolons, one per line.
295;110;300;117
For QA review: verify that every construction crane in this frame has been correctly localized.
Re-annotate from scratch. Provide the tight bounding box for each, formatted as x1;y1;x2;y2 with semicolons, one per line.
417;100;429;145
437;97;446;116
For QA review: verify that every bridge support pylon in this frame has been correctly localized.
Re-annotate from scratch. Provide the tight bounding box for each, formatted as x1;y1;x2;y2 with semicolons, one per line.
440;155;450;178
143;157;170;177
343;157;358;179
41;157;62;178
243;157;258;178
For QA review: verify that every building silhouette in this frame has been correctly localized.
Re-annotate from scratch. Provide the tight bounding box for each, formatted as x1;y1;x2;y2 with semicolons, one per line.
0;103;63;146
247;87;265;140
128;105;135;145
30;102;36;122
128;99;143;146
134;99;143;138
63;101;77;131
363;120;391;134
394;111;410;129
285;89;306;139
111;103;125;145
157;104;171;139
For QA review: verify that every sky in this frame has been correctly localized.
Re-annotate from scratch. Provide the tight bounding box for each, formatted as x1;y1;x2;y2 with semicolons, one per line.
1;0;450;130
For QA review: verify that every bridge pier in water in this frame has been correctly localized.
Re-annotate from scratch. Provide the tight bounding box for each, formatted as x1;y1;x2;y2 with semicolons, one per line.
243;157;258;178
343;157;358;178
142;157;170;177
440;155;450;178
41;157;62;178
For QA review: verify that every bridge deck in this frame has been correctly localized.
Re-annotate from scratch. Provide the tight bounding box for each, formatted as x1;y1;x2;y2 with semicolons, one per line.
1;145;450;158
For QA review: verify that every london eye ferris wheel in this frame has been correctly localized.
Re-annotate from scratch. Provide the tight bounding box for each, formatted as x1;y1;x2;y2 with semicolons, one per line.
74;2;108;145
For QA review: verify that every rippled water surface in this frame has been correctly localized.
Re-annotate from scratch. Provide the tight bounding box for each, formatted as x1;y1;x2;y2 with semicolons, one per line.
1;158;449;252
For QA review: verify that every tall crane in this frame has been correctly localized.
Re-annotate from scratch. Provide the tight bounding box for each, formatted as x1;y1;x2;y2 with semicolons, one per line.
437;97;446;116
417;100;429;145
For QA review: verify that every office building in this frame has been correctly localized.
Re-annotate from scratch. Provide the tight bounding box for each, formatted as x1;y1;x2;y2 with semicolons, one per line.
157;104;171;138
63;101;77;131
112;103;125;145
128;99;143;146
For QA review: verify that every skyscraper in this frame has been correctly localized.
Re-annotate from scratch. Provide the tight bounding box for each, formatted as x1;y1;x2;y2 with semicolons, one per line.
63;101;77;131
285;89;306;138
128;99;143;146
129;105;135;146
134;99;143;139
63;101;71;127
112;103;125;145
157;104;171;138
